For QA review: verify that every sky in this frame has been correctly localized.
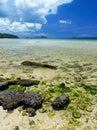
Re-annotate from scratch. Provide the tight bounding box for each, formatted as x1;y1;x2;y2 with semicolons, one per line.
0;0;97;38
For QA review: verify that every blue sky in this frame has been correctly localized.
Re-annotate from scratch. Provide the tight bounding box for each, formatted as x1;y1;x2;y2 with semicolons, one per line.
0;0;97;38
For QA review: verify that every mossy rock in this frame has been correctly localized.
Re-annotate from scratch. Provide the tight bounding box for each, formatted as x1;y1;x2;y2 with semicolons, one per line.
72;111;81;119
21;61;57;69
21;61;34;66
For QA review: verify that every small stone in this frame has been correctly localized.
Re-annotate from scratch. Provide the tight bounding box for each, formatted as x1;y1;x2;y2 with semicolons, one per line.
26;108;36;116
51;94;69;110
13;126;19;130
60;82;65;87
29;120;35;125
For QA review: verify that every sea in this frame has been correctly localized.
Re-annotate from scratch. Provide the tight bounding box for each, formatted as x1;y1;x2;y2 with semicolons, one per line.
0;39;97;66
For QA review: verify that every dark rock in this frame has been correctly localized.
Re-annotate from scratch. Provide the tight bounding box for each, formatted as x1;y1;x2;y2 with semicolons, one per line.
7;80;18;86
13;126;19;130
0;90;24;110
43;64;57;69
21;61;57;69
60;82;65;87
21;61;34;66
0;80;18;91
0;82;9;91
23;92;42;109
29;120;35;125
18;79;40;86
51;94;69;110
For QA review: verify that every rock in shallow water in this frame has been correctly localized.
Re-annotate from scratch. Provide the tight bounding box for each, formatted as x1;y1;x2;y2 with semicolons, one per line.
18;79;40;86
0;82;9;91
21;61;57;69
51;94;69;110
0;89;24;110
0;90;42;111
0;80;18;91
23;92;42;109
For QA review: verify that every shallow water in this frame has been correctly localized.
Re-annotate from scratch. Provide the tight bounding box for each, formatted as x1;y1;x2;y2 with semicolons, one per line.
0;39;97;64
0;39;97;78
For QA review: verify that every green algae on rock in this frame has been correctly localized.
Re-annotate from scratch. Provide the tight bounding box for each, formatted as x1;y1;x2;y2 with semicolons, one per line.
82;84;97;95
8;85;26;91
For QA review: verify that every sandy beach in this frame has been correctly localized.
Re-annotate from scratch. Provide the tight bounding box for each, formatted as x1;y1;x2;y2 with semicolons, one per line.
0;39;97;130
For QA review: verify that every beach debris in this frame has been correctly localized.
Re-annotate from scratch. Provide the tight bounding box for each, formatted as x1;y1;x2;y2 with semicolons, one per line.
21;61;57;69
51;94;69;110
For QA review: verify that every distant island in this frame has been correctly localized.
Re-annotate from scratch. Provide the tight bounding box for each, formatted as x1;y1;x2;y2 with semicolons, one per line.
0;33;19;39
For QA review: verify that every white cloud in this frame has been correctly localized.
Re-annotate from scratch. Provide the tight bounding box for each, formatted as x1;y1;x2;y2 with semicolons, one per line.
0;18;42;33
59;20;72;24
0;0;73;33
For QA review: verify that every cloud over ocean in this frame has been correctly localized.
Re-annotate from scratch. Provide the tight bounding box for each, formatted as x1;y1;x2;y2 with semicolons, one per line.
0;0;73;33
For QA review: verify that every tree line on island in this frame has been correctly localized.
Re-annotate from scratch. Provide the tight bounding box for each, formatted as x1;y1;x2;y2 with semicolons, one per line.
0;33;19;38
